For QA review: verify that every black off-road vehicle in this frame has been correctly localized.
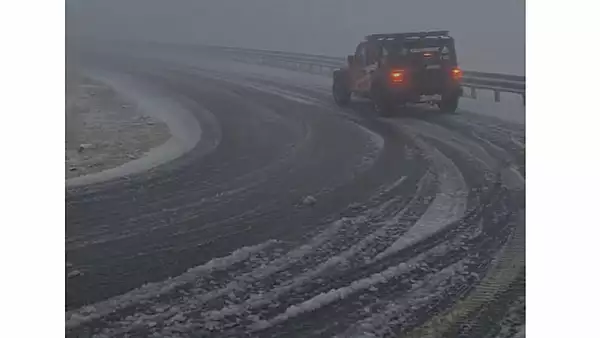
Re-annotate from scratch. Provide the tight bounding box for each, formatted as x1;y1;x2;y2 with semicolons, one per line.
332;30;463;116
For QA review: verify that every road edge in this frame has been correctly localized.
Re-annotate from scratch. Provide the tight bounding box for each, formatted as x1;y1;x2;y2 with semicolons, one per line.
65;70;203;188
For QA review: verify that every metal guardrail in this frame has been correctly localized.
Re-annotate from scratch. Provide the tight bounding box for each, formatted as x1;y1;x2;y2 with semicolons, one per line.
77;39;525;105
197;45;526;105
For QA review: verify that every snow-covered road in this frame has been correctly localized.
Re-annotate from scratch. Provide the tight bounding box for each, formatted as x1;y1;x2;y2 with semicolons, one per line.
66;43;525;338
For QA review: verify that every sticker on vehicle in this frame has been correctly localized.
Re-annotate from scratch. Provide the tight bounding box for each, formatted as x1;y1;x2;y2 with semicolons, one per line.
410;47;440;53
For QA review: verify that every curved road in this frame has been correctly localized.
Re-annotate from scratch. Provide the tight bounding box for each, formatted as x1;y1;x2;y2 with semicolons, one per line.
66;44;525;338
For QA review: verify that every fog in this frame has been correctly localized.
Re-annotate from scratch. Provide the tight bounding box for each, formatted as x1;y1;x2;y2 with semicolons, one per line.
67;0;525;74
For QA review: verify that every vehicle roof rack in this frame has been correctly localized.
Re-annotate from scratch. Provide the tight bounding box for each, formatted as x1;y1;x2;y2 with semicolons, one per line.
366;30;450;41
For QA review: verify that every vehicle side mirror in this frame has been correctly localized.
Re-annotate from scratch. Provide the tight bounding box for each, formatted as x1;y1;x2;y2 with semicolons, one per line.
347;55;355;66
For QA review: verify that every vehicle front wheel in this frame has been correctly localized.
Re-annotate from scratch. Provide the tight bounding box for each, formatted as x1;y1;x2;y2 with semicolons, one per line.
438;95;459;113
332;79;351;106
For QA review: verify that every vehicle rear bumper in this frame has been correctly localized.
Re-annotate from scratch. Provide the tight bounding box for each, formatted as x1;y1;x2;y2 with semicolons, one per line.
385;84;462;103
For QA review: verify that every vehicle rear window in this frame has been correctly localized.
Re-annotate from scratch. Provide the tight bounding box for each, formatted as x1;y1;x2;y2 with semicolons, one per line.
383;39;457;66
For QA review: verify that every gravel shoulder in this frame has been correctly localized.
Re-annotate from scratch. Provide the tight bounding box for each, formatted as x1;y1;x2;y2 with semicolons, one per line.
65;73;171;179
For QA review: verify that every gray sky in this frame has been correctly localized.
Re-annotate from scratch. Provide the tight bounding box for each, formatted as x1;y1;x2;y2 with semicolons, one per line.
68;0;524;74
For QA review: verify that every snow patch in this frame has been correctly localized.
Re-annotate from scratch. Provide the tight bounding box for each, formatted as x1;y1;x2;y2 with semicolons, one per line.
65;239;278;329
251;253;436;332
407;119;499;170
93;216;359;335
66;70;204;188
302;195;317;206
67;270;83;279
252;252;464;331
343;260;469;337
200;217;366;321
374;128;468;262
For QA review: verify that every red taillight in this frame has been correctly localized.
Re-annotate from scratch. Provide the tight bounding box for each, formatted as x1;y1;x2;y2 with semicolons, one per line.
390;69;405;83
451;67;463;80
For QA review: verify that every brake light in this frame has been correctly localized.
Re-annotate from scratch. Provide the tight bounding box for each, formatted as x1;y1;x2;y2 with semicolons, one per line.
451;67;463;80
423;52;433;57
390;69;405;83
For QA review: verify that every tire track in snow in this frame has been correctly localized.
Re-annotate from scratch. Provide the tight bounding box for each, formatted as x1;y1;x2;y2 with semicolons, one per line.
253;222;485;338
405;209;525;338
95;216;355;337
173;176;433;331
65;240;278;331
251;143;506;336
249;254;452;333
256;207;496;338
85;117;511;338
155;129;472;335
90;116;473;337
341;259;470;338
374;122;468;262
337;203;516;338
87;175;418;336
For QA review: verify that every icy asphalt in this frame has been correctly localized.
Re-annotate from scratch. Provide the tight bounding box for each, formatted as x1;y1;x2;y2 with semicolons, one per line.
66;42;525;338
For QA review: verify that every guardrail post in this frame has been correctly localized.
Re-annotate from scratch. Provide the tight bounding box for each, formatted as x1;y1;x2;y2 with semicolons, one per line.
470;87;477;99
494;90;500;102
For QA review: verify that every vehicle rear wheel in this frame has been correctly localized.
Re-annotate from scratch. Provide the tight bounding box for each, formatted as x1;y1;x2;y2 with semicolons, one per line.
332;79;351;107
438;95;459;113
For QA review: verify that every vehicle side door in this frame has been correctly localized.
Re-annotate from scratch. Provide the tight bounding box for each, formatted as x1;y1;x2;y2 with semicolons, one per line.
352;41;382;93
364;42;382;91
350;42;369;93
